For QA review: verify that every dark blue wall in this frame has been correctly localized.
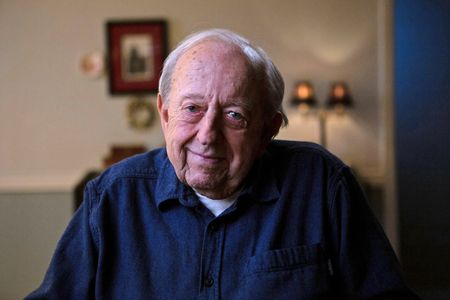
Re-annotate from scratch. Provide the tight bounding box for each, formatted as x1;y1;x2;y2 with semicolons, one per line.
394;0;450;298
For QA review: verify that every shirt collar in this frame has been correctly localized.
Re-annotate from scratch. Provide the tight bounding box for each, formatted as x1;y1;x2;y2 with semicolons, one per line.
240;152;280;203
154;150;198;209
155;148;280;209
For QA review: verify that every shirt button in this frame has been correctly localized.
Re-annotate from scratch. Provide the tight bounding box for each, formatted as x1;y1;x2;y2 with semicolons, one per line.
205;276;214;287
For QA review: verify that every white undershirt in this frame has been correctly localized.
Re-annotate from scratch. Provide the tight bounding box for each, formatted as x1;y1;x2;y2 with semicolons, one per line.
194;189;239;217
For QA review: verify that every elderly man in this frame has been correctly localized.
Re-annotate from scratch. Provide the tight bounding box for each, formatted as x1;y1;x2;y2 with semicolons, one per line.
27;29;419;299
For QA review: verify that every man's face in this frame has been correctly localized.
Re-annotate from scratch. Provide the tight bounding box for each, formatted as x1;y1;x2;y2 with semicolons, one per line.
158;41;275;199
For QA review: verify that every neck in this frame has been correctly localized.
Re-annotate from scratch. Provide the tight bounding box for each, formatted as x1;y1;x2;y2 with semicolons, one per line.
193;186;242;201
193;184;241;200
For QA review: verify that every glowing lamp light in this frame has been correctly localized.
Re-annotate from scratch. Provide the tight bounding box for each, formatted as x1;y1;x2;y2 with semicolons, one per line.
290;81;317;113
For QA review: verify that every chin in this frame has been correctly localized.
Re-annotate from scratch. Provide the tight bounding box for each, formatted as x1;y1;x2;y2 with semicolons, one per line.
187;176;221;190
186;173;225;193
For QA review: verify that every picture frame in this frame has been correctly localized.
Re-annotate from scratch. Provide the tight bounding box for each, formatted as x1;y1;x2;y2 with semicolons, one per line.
106;20;167;95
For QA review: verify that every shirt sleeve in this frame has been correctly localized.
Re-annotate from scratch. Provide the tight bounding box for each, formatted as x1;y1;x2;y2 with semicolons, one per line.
328;167;421;299
24;181;99;299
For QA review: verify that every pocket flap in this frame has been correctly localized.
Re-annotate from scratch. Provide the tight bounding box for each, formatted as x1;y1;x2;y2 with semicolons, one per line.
247;243;327;274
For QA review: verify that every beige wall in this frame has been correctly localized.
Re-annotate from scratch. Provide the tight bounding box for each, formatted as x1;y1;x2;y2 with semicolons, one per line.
0;0;384;185
0;192;73;299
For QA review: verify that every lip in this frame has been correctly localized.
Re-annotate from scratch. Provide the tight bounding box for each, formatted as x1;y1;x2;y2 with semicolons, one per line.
187;149;224;163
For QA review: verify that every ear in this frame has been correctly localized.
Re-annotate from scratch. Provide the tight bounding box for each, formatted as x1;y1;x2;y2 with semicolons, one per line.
157;93;169;132
258;112;283;155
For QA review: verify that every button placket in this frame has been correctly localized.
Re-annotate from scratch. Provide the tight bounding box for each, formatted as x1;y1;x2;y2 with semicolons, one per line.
204;275;214;287
199;220;224;298
205;222;217;290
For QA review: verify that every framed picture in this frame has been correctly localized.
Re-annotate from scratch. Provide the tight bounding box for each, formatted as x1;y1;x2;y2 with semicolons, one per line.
106;20;167;95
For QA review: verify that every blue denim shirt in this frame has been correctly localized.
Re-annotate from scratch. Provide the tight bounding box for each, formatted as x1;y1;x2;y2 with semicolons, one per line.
26;140;419;299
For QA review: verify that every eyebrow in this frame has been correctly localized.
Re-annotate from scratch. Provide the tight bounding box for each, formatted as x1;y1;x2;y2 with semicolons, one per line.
181;93;205;100
224;98;253;112
180;93;254;111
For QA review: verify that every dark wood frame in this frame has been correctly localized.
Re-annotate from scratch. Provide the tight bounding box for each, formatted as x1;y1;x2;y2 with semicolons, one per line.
106;19;167;95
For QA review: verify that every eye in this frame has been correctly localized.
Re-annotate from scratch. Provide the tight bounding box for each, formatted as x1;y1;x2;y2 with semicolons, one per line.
226;111;243;120
224;110;248;129
179;104;204;123
186;105;199;113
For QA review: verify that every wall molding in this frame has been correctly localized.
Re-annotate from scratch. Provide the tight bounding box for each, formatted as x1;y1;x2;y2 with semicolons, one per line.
0;173;82;193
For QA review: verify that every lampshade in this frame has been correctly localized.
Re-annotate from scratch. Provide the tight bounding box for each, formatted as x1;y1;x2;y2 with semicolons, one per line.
290;81;317;108
327;81;353;108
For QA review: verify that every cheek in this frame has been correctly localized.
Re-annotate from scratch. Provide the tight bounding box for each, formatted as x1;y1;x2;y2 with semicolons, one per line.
227;133;259;167
165;117;192;145
165;123;196;164
234;125;265;164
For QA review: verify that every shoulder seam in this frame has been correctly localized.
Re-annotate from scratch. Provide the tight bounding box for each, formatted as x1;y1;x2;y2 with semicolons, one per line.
86;180;100;250
280;146;345;175
327;165;351;221
95;170;157;194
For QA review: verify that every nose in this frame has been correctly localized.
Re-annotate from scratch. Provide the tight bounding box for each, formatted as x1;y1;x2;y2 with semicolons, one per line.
196;109;222;145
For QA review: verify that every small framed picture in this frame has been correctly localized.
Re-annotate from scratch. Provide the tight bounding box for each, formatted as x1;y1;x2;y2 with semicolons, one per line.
106;20;167;95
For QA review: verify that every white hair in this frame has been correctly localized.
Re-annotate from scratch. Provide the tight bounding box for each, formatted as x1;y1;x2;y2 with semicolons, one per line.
158;28;288;127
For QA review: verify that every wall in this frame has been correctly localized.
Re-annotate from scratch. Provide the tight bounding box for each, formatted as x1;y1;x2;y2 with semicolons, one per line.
0;192;72;299
0;0;384;185
394;0;450;299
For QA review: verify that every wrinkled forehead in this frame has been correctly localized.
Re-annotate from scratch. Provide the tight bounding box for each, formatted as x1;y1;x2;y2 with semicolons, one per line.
178;39;248;68
171;40;256;94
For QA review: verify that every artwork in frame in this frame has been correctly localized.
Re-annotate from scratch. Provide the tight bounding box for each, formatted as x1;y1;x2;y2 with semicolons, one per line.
106;20;167;95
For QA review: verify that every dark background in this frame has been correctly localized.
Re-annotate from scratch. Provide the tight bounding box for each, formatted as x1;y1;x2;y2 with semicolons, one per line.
394;0;450;299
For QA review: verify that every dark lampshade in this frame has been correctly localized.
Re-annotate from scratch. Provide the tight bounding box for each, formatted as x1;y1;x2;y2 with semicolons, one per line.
327;81;353;109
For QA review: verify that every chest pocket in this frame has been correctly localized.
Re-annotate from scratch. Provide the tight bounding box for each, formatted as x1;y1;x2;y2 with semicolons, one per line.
241;243;333;300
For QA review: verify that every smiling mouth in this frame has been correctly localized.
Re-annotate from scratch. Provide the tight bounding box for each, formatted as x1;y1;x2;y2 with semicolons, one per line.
188;149;224;163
